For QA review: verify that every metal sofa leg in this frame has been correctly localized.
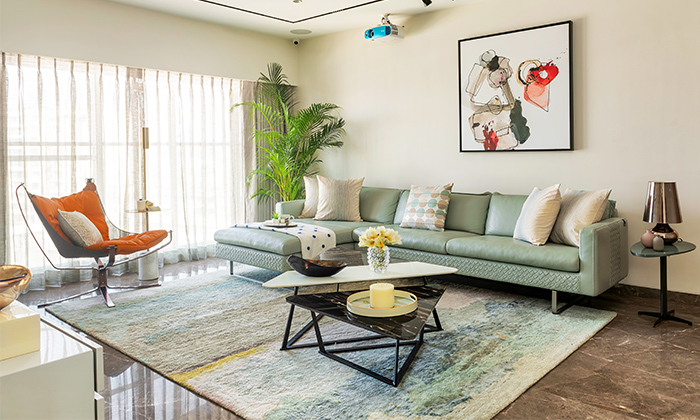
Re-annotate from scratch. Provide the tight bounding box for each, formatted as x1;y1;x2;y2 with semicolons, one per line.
551;291;590;314
229;261;234;275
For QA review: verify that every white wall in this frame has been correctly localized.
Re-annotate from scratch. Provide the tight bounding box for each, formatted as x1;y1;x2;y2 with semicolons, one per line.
298;0;700;294
0;0;298;83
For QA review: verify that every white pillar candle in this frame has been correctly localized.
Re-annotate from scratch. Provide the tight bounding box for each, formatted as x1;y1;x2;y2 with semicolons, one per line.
369;283;395;309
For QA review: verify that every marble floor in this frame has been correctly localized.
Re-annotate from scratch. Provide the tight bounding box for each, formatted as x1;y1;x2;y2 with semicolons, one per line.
17;258;700;420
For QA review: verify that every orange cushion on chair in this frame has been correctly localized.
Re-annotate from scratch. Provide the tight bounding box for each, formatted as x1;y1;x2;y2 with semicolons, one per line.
86;230;168;254
31;191;110;242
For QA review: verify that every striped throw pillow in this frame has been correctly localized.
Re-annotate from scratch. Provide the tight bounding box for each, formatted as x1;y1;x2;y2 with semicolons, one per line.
314;176;365;222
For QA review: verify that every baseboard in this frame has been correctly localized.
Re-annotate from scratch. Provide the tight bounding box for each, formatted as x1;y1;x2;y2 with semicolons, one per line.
609;284;700;305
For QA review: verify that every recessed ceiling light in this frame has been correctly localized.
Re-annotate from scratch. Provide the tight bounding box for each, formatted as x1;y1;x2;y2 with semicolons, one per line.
290;29;312;35
293;0;302;3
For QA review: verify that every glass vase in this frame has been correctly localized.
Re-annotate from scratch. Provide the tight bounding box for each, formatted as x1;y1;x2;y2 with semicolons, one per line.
367;247;390;273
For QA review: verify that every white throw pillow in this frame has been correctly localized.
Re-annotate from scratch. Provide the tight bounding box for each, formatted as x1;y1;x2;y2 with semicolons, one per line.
550;188;612;247
314;175;364;222
299;176;319;218
513;184;562;246
57;209;104;247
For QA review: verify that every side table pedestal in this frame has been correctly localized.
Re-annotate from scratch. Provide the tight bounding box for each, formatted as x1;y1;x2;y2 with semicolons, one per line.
630;241;695;328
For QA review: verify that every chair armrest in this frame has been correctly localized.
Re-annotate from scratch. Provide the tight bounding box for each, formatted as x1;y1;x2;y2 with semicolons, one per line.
578;217;629;296
275;200;304;217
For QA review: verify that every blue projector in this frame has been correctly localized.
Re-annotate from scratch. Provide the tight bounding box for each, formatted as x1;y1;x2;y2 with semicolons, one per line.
364;23;404;41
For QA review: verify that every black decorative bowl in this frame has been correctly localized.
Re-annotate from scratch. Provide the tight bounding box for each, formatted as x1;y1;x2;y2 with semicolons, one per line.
287;255;348;277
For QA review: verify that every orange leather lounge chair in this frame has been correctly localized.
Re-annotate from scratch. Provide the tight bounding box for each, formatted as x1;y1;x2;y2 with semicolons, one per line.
16;179;172;307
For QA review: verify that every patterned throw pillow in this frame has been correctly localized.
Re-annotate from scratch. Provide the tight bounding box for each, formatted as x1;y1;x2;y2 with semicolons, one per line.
400;184;454;232
299;176;319;218
57;209;104;247
314;176;365;222
513;184;561;246
550;188;612;247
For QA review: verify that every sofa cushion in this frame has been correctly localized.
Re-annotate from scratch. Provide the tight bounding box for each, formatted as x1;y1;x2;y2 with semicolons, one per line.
359;187;402;224
393;190;410;224
400;183;454;231
446;235;580;272
214;220;381;256
484;193;528;237
214;226;302;255
601;200;617;220
354;225;476;255
444;192;491;235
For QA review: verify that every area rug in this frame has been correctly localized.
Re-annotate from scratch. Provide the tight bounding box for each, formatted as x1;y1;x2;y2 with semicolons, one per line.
47;266;615;420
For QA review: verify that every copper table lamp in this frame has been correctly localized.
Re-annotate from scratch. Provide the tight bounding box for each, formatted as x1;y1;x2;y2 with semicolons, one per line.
643;181;682;244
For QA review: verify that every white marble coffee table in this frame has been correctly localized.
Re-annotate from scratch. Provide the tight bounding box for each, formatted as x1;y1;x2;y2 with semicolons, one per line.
263;261;457;289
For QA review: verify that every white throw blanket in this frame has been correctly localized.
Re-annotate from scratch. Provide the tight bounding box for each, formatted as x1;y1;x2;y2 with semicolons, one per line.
233;222;336;259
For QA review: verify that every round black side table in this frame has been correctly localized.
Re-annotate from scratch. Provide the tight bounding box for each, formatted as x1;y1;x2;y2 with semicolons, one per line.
630;241;696;327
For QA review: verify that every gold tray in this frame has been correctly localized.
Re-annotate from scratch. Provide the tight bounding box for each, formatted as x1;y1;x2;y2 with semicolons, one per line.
346;290;418;318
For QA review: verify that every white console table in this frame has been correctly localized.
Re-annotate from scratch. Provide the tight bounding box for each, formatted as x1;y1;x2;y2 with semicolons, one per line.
0;316;104;420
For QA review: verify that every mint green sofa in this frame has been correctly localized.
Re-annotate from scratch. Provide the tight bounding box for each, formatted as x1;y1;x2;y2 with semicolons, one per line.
214;187;628;311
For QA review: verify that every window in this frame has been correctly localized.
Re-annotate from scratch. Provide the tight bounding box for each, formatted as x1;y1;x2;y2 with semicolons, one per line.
1;52;261;288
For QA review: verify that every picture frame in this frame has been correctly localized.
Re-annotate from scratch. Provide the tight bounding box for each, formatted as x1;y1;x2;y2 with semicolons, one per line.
458;21;573;152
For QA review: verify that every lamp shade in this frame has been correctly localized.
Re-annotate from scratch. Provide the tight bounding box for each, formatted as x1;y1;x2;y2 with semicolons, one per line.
643;181;682;224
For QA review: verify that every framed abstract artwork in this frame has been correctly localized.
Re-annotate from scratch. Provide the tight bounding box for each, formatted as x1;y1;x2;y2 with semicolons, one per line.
459;21;573;152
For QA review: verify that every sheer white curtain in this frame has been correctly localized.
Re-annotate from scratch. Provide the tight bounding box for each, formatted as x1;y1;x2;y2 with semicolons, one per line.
142;70;259;263
1;52;257;289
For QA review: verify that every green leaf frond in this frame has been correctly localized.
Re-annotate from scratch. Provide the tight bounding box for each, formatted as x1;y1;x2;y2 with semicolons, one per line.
232;64;346;204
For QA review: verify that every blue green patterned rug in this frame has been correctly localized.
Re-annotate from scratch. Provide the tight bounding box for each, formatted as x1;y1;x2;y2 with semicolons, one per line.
47;267;615;419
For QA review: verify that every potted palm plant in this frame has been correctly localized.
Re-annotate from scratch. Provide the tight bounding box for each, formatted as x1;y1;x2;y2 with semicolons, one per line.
235;63;345;203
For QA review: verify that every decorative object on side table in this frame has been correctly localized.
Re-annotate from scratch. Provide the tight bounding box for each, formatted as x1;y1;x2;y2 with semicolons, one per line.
643;181;683;244
0;265;32;309
630;241;696;327
286;255;347;277
358;226;402;273
640;229;656;248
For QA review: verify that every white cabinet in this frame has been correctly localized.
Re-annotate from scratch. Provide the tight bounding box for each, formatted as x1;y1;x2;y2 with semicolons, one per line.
0;317;104;420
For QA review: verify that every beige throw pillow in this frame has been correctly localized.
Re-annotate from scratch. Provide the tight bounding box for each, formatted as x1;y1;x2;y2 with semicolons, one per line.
400;183;454;232
314;176;365;222
513;184;561;246
550;188;612;247
57;209;104;247
299;176;319;218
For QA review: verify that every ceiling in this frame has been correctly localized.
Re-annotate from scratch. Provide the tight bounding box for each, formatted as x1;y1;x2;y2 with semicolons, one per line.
105;0;477;39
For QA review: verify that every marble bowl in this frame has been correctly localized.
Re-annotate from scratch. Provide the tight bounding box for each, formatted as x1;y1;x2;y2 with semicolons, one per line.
0;265;32;310
287;255;347;277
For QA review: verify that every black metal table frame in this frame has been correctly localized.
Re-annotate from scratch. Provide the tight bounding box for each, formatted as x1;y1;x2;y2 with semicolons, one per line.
307;311;426;387
279;277;442;351
638;255;693;327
